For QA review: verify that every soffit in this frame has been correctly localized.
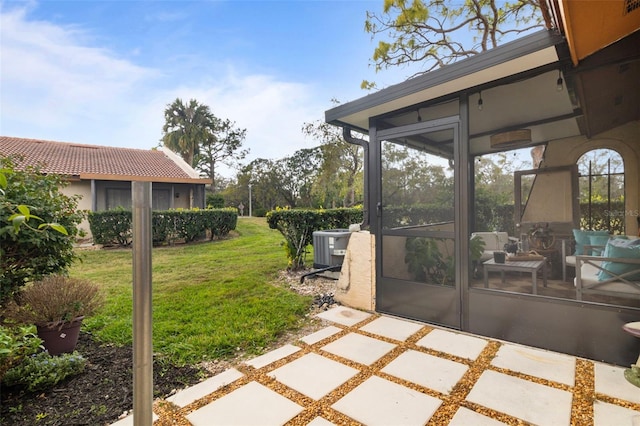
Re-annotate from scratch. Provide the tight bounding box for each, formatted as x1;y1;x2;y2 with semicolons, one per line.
325;30;583;156
325;31;567;134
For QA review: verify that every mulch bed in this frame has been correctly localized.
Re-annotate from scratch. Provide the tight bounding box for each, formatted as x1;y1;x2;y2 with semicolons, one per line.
0;332;207;426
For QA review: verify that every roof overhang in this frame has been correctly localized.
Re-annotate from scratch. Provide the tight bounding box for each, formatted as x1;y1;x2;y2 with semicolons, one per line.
326;30;568;134
326;23;639;147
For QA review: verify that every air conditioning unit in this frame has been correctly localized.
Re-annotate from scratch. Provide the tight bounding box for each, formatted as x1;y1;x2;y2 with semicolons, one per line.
312;229;351;269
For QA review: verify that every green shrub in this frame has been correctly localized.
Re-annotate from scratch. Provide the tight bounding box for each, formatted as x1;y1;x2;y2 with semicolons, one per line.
253;207;268;217
3;351;86;392
0;158;83;302
87;209;132;246
0;325;43;381
88;208;238;246
206;193;225;208
266;207;363;270
205;208;238;239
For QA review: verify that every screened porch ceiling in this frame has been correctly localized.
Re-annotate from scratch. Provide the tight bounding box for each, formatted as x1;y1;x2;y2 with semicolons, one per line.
325;28;640;159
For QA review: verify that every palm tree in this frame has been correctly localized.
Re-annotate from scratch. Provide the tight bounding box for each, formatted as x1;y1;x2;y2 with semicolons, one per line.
161;98;214;167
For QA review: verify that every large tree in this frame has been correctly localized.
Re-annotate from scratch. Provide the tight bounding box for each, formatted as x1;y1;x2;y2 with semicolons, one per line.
274;148;323;208
195;117;248;192
302;120;364;208
161;98;214;167
363;0;543;87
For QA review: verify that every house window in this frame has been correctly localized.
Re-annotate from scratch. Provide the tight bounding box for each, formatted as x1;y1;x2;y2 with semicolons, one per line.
577;149;624;233
152;189;170;210
106;188;132;210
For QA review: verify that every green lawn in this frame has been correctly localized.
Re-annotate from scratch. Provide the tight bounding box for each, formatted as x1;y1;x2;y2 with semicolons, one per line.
70;217;312;365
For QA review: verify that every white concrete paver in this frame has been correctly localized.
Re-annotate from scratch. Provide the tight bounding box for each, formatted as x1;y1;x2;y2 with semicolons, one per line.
594;361;640;403
267;353;359;400
593;401;640;426
300;325;342;345
166;368;244;407
109;306;639;426
466;370;573;426
307;417;335;426
359;315;423;341
449;407;508;426
186;381;303;426
381;349;468;395
331;375;442;426
244;344;300;369
321;332;396;365
491;344;575;386
316;306;371;326
417;328;488;360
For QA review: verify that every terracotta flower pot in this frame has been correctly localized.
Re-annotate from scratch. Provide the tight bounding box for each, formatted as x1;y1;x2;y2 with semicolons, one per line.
36;317;84;356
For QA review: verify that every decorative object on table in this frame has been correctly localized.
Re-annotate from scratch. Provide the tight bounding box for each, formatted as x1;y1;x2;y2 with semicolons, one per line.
528;222;556;250
504;240;519;255
4;275;104;355
493;251;506;263
507;251;545;261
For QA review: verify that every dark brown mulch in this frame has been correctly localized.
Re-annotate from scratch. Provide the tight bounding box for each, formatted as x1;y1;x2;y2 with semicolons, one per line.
0;332;207;426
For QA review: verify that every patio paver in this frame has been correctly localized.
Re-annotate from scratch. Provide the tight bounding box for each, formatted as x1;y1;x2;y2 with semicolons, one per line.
381;349;468;394
359;315;423;341
491;343;575;386
111;306;640;426
466;370;573;425
185;381;303;426
321;332;396;365
331;375;442;425
267;352;359;400
416;328;488;360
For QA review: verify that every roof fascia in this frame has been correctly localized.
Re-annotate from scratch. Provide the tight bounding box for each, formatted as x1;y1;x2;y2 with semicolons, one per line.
78;173;211;184
326;30;565;127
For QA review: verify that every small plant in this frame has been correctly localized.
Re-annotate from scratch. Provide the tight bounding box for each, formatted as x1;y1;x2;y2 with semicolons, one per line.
4;275;104;331
0;325;43;381
3;351;86;392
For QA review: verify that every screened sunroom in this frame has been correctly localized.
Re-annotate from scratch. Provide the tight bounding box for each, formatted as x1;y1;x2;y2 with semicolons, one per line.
325;14;639;366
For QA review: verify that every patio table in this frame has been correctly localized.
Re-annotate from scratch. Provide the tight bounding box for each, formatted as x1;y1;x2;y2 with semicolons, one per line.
483;258;547;294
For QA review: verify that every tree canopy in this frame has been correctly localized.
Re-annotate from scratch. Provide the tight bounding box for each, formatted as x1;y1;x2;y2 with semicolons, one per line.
161;98;213;167
363;0;543;88
161;98;248;190
195;117;248;192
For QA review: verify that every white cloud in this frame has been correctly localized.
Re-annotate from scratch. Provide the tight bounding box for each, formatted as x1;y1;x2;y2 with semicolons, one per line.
0;4;329;178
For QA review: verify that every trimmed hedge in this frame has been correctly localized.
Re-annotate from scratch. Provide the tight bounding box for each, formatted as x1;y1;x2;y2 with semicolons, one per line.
266;207;363;270
88;208;238;246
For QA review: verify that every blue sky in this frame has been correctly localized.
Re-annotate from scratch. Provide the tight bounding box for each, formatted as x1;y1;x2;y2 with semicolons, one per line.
1;0;419;176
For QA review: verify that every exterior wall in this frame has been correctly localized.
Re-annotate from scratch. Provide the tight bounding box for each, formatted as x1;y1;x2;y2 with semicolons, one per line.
336;231;376;311
542;120;640;235
60;181;92;238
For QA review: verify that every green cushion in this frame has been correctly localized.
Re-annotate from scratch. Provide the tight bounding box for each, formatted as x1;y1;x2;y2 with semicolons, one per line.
573;229;609;255
597;238;640;281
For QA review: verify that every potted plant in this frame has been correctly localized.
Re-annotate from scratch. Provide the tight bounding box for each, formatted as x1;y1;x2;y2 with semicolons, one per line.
4;275;104;355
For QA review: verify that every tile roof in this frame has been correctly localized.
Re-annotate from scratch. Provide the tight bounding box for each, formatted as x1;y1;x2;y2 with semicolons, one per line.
0;136;209;184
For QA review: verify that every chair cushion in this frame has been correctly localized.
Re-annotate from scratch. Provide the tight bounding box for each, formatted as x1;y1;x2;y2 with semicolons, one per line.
574;261;602;288
588;234;610;255
597;238;640;281
572;229;609;255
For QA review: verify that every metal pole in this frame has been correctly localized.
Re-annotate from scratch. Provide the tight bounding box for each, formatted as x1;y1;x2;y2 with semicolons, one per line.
248;184;252;217
132;181;153;426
